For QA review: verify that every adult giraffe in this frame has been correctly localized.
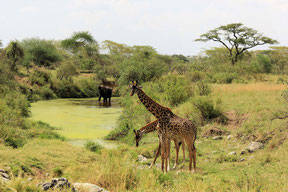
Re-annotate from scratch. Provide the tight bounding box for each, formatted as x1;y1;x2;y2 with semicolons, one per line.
130;81;197;173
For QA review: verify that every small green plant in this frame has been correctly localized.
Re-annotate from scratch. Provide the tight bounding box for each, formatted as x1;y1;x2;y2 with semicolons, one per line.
157;172;174;186
85;141;103;153
53;167;63;177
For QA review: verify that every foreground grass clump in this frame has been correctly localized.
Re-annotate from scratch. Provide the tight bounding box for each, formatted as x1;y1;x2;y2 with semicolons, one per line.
85;141;103;153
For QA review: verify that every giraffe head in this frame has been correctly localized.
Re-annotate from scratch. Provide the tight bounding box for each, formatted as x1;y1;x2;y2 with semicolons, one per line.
130;81;142;96
133;129;143;147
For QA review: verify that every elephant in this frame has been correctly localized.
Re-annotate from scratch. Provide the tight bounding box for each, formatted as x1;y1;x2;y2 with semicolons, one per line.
98;85;112;103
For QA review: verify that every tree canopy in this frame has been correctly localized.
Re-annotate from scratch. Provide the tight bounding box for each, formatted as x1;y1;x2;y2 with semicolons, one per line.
21;38;61;67
61;31;98;57
196;23;278;65
6;41;24;71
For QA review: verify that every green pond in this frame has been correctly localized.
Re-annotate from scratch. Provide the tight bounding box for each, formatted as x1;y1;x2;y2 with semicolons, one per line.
30;98;122;148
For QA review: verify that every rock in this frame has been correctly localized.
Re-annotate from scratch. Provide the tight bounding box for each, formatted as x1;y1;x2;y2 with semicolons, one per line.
213;136;223;140
40;177;75;191
240;150;246;155
228;151;237;155
42;182;55;191
246;142;264;153
0;169;8;174
227;135;232;140
73;183;108;192
138;155;147;162
239;158;245;162
28;177;33;182
0;169;10;182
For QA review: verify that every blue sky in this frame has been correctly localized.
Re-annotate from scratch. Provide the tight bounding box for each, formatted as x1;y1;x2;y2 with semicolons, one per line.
1;0;287;55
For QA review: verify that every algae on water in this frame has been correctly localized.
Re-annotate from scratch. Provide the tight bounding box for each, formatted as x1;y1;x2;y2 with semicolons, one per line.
30;98;122;139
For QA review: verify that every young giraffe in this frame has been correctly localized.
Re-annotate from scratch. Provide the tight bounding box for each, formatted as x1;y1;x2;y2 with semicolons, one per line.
133;120;186;169
130;81;197;173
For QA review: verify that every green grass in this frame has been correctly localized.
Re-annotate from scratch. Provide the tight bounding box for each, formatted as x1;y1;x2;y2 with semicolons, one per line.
1;82;288;191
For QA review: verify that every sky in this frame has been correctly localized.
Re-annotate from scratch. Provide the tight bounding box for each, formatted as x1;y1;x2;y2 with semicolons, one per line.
1;0;287;56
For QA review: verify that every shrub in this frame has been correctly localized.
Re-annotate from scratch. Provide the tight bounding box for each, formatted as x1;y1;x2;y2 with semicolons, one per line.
53;167;63;177
3;91;30;117
29;70;51;86
34;85;56;100
158;75;193;106
210;73;239;84
195;81;212;96
75;78;99;97
186;71;206;82
85;141;103;153
57;61;79;80
192;97;227;123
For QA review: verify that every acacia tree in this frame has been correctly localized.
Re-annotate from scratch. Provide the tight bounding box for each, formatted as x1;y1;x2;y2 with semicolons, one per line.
6;41;24;71
61;31;98;57
196;23;278;65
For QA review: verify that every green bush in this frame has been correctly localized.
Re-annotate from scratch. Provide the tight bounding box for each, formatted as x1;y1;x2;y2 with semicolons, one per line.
85;141;103;153
34;85;56;100
156;75;193;106
186;71;206;82
56;61;79;80
195;81;212;96
118;46;168;85
192;97;227;123
75;78;99;97
29;70;51;86
2;91;30;117
210;73;239;84
53;167;63;177
21;38;61;67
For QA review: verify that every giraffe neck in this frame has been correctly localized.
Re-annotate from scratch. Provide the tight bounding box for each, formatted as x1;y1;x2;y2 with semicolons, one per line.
139;120;158;134
137;89;172;119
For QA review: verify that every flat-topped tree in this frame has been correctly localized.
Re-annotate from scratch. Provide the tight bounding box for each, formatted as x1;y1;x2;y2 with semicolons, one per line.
196;23;278;65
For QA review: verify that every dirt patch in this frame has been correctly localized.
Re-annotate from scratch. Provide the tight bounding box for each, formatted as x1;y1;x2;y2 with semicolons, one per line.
225;110;249;130
235;132;257;141
202;126;228;138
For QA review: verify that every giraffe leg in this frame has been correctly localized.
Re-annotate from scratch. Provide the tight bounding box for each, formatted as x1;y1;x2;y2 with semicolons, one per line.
182;139;186;164
167;139;171;171
160;136;165;172
192;143;197;173
150;142;161;169
173;140;179;169
162;137;170;173
185;138;193;172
